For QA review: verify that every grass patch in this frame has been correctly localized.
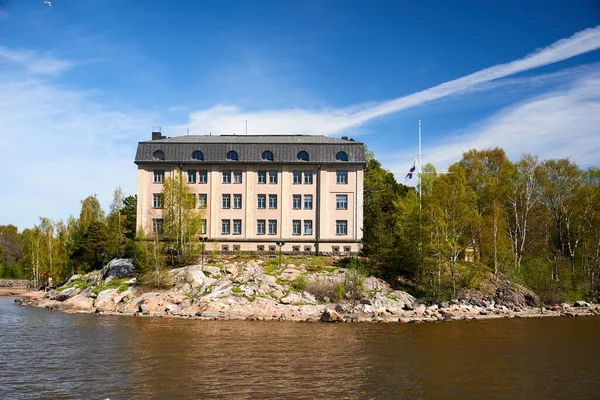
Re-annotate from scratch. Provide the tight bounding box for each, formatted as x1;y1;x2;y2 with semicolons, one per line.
59;278;89;291
291;274;308;292
92;278;131;295
231;286;244;294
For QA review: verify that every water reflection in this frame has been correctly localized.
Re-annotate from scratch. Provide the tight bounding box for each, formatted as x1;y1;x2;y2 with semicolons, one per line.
1;297;600;399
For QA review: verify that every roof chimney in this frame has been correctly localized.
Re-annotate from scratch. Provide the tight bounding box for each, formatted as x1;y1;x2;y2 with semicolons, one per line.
341;136;348;140
152;126;164;140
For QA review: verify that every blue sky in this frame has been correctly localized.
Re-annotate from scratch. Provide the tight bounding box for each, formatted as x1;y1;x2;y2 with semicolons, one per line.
1;0;599;229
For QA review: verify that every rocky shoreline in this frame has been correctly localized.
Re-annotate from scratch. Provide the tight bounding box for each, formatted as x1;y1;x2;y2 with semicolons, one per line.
15;258;600;323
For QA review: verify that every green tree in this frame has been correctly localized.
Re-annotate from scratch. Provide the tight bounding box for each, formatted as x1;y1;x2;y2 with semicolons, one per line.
362;157;409;278
429;165;478;297
161;170;203;265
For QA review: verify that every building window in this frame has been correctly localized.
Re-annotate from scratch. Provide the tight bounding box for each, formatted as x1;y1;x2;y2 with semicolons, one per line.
257;220;266;235
344;246;351;253
222;194;231;209
152;193;163;209
336;220;348;235
198;194;207;208
257;194;266;209
292;220;301;235
201;219;207;234
153;170;165;183
269;170;278;184
336;151;348;161
304;246;311;252
233;245;241;251
226;150;239;161
268;220;277;235
222;245;229;251
333;246;340;254
222;170;231;184
293;171;302;184
233;170;243;184
192;150;204;161
293;245;300;252
336;194;348;210
187;194;197;209
269;245;276;252
233;219;242;235
233;194;242;209
153;150;165;160
221;219;230;235
198;170;208;184
304;195;313;210
187;170;196;184
257;245;265;252
258;170;266;184
292;195;301;210
297;151;309;161
304;171;313;184
269;194;278;209
152;218;163;234
304;220;313;235
336;170;348;184
262;150;274;161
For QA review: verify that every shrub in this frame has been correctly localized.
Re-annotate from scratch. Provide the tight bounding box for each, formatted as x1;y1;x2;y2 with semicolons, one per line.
305;280;340;302
292;274;308;291
344;265;366;301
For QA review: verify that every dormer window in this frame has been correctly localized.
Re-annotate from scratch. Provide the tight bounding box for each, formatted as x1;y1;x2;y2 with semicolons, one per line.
153;150;165;160
297;151;309;162
336;151;348;161
226;150;239;161
262;150;274;161
191;150;204;161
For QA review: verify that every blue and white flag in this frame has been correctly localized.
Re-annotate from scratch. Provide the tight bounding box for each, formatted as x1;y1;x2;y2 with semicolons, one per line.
405;159;417;183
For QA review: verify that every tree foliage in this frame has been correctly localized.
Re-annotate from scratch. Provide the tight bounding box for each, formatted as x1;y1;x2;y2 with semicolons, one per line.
362;145;600;303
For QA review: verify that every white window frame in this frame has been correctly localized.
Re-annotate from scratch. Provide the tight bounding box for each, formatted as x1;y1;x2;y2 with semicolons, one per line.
336;194;348;210
304;195;313;210
269;194;277;209
198;170;208;184
221;219;231;235
257;194;266;209
233;219;242;235
233;194;242;209
222;194;231;209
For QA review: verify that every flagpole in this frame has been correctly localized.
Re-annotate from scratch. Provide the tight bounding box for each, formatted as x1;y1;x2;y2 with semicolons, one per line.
418;120;423;282
418;120;422;211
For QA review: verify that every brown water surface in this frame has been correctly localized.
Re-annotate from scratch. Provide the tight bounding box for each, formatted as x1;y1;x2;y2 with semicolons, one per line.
1;297;599;399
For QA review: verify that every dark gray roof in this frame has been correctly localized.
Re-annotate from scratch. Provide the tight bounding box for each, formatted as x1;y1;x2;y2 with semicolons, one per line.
140;134;361;145
135;135;366;165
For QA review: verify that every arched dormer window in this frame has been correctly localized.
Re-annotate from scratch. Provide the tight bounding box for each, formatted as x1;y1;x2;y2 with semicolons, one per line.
262;150;274;161
336;151;348;161
153;150;165;160
226;150;239;161
297;151;309;162
191;150;204;161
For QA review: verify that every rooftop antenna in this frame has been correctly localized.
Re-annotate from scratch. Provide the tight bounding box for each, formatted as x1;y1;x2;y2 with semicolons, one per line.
187;128;189;136
245;120;248;135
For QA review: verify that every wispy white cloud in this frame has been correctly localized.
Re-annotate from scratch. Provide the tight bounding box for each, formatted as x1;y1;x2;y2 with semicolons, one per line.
384;70;600;178
0;77;159;228
181;25;600;135
0;45;73;75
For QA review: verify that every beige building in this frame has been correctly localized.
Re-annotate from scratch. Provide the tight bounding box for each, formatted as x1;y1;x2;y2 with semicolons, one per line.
135;131;365;255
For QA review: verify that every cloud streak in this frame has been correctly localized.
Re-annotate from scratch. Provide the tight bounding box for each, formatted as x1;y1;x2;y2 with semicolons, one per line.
0;45;73;75
384;70;600;177
182;25;600;135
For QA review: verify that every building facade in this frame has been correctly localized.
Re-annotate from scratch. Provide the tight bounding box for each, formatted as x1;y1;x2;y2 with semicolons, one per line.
134;132;365;255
